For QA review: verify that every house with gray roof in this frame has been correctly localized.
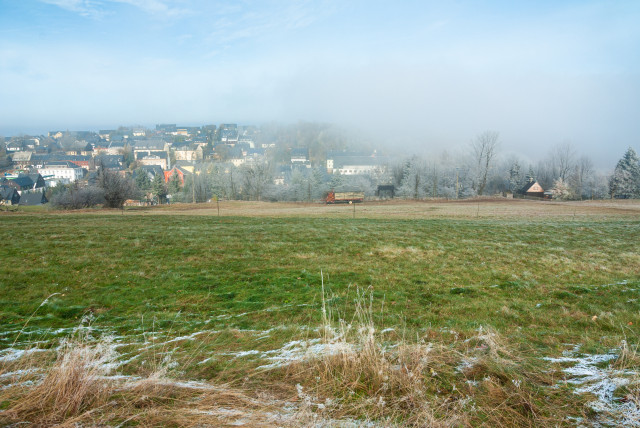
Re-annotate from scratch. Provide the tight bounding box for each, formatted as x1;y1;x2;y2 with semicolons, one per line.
326;151;387;175
19;191;48;206
0;186;20;205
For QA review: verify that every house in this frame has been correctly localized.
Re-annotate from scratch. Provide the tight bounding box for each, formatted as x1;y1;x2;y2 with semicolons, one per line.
38;161;85;184
173;126;199;137
156;124;177;133
326;151;387;175
5;140;25;152
19;191;48;206
93;140;128;156
136;151;168;169
31;153;91;169
230;157;246;167
519;179;545;198
11;151;33;167
290;148;310;168
25;137;40;149
49;131;64;139
220;124;239;144
27;173;46;191
65;143;93;157
132;128;146;137
92;154;124;170
173;143;203;162
133;139;169;153
1;174;45;194
164;166;191;185
0;186;20;205
98;130;116;140
139;165;164;180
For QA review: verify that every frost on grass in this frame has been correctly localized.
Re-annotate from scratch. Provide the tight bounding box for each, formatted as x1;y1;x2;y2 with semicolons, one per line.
257;337;353;370
0;348;47;363
545;344;640;427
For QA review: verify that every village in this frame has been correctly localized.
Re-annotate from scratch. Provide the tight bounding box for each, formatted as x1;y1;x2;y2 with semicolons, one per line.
1;123;626;208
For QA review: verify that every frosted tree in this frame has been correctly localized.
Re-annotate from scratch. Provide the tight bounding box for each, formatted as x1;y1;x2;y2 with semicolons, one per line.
399;156;428;199
471;131;500;195
508;161;522;192
609;147;640;198
551;177;574;200
525;166;535;183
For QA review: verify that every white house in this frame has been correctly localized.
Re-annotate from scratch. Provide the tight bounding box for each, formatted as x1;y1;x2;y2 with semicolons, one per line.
38;161;84;185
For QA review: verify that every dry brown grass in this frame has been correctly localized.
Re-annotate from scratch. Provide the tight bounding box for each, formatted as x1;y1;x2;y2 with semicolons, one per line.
135;198;640;219
277;289;572;427
3;336;116;423
0;335;287;427
10;197;640;219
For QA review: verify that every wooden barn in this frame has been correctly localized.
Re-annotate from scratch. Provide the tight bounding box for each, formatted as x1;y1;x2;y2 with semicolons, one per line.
519;179;545;198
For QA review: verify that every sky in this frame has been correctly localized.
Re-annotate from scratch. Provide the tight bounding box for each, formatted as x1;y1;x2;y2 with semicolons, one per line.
1;0;639;167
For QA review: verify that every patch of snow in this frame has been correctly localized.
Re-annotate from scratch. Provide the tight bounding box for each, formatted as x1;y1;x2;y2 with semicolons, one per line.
257;339;353;370
215;312;249;320
221;350;261;358
0;347;47;362
161;330;208;344
456;357;478;373
148;379;218;391
545;346;640;427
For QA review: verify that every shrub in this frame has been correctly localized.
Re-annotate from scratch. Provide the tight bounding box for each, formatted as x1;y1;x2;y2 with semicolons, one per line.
51;186;105;209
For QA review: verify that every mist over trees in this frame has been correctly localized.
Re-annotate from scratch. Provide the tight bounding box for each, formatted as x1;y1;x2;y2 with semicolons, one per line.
125;125;626;203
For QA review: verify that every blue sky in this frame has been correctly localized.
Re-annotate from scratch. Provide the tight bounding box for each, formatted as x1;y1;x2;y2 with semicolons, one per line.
1;0;639;165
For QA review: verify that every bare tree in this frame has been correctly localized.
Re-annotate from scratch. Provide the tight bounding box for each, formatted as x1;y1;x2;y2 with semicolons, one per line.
573;155;593;199
241;163;272;201
472;131;500;196
552;142;576;181
97;166;135;208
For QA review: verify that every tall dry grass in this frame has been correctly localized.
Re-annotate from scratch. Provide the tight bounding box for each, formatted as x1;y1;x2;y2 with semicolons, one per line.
0;333;281;427
3;335;116;423
283;287;574;427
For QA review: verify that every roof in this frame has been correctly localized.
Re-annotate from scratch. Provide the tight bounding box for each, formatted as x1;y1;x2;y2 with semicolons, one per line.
519;180;544;194
33;153;91;163
0;186;19;201
94;155;124;168
41;161;82;169
332;156;384;168
7;175;34;188
136;151;167;160
11;151;33;162
140;165;164;176
19;192;48;205
132;138;166;150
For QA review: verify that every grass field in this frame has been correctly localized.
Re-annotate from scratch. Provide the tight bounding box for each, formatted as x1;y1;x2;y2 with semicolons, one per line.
1;199;639;426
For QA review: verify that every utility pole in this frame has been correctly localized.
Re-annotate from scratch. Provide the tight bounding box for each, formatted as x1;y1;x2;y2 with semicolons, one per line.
456;168;460;199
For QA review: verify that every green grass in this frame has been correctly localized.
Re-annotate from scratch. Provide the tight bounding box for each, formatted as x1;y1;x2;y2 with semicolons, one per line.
1;215;638;336
1;211;639;424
